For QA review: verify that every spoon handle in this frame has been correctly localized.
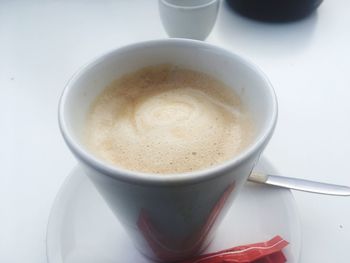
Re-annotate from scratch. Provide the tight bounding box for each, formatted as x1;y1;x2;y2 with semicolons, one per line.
249;172;350;196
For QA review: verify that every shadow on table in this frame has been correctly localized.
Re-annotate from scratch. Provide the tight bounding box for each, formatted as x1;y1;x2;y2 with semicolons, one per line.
214;0;319;57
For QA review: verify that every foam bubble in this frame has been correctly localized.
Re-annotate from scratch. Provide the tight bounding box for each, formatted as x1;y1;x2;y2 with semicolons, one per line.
85;65;253;174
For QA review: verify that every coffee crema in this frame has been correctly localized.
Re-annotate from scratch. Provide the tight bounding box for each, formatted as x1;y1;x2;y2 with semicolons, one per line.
85;65;253;174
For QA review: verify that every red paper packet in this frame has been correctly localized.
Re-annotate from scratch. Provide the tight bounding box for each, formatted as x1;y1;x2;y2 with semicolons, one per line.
137;183;288;263
178;236;289;263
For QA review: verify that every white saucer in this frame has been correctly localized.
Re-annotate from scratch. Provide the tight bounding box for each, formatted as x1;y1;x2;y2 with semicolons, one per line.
47;160;301;263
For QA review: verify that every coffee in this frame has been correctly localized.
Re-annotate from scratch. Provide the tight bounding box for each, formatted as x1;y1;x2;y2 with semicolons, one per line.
85;65;253;174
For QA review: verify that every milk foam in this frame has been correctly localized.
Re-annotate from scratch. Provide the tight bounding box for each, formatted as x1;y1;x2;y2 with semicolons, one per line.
85;65;253;174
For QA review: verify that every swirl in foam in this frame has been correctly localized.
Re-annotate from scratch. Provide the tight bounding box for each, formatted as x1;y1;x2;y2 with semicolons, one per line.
85;65;253;174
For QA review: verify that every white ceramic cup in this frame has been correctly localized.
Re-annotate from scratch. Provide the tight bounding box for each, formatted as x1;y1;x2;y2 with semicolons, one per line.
159;0;220;40
59;39;277;262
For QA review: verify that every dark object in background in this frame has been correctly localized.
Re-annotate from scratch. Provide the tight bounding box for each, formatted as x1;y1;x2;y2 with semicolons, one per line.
226;0;323;22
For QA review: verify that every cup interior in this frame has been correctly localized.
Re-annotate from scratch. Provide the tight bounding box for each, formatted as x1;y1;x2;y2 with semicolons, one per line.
59;39;277;180
161;0;218;8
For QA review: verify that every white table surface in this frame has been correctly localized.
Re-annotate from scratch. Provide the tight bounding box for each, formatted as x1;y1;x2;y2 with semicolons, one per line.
1;0;349;262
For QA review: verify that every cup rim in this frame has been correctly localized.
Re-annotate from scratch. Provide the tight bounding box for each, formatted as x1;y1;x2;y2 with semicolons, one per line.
160;0;219;10
58;38;278;186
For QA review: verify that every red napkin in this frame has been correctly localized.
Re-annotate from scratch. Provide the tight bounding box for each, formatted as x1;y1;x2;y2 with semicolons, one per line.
179;236;289;263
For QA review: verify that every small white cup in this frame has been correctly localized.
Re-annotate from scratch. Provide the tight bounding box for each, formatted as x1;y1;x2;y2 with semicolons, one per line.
159;0;220;40
59;39;277;262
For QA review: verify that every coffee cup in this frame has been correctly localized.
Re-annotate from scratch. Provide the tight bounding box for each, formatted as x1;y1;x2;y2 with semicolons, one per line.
159;0;220;40
58;39;277;262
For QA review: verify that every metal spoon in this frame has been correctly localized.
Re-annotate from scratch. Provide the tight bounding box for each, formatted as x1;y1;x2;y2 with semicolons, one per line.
249;172;350;196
